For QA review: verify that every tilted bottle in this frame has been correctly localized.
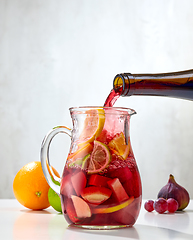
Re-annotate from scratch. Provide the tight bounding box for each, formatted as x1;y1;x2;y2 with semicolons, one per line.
113;69;193;100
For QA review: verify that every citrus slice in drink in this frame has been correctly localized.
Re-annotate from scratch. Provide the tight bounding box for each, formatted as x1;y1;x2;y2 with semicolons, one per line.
108;132;130;160
93;196;134;214
79;108;105;145
82;140;111;174
67;143;93;164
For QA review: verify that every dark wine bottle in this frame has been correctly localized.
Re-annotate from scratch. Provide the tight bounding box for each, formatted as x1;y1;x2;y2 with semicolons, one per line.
113;69;193;100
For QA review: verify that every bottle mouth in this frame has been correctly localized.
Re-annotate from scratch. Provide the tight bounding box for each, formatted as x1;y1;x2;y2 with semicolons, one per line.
69;106;136;116
113;75;124;90
113;74;130;96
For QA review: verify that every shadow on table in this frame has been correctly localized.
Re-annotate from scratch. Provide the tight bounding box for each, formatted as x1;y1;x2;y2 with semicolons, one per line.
144;210;190;231
135;224;193;240
19;207;59;214
67;225;139;239
65;223;193;240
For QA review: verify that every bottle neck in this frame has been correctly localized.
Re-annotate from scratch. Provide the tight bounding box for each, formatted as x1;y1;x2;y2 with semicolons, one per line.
113;69;193;100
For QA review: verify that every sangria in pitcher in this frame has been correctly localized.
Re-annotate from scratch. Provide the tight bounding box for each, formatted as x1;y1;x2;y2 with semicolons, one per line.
41;106;142;229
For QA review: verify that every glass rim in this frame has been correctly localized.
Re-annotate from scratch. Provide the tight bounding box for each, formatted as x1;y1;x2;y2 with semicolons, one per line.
69;106;136;115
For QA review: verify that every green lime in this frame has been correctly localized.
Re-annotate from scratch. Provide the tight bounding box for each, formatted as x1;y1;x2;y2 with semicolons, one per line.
48;179;62;213
48;187;62;213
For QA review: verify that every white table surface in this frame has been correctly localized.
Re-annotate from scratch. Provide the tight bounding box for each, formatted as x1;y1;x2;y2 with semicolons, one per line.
1;199;193;240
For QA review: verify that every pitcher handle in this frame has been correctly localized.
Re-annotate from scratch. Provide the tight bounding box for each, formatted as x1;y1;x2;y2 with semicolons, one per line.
41;126;72;195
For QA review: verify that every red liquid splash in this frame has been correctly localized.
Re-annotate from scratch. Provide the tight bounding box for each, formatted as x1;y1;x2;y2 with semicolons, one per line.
104;89;121;107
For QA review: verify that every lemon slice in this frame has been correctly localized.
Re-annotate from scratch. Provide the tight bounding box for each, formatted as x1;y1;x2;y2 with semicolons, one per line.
93;196;134;214
79;109;105;145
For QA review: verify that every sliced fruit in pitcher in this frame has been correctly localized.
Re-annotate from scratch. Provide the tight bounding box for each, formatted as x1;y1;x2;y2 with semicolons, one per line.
96;129;113;145
114;197;140;226
107;178;129;203
88;174;111;188
71;171;87;196
81;186;112;204
68;159;83;168
96;129;108;144
79;108;105;145
66;198;80;223
60;174;75;197
93;196;134;214
67;143;93;163
108;165;133;184
108;132;130;160
123;170;142;198
81;154;91;170
71;195;92;219
82;140;111;174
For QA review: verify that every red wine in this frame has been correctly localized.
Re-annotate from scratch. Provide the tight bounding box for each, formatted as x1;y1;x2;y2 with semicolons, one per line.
104;89;120;107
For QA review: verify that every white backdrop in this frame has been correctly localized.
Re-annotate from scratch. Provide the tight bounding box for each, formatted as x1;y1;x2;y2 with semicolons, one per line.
0;0;193;199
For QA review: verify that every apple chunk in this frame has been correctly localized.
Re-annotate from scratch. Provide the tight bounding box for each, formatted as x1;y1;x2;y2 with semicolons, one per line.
60;174;74;197
81;186;112;204
88;174;111;188
107;178;129;202
71;171;87;196
71;195;91;218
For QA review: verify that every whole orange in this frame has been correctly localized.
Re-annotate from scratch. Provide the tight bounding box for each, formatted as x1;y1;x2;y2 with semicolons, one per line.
13;161;60;210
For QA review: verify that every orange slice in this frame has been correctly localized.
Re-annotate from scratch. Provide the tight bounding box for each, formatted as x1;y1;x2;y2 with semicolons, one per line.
79;109;105;145
82;140;111;174
67;143;93;163
108;132;130;160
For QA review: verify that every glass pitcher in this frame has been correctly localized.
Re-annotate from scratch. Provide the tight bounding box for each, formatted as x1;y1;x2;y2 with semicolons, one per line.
41;106;142;229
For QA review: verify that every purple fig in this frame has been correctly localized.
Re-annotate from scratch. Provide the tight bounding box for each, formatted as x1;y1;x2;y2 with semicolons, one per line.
157;174;190;211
